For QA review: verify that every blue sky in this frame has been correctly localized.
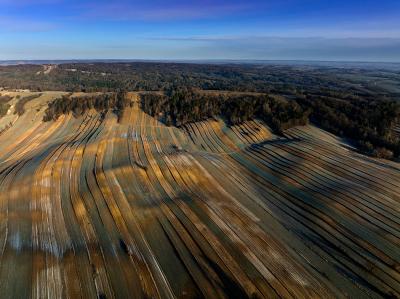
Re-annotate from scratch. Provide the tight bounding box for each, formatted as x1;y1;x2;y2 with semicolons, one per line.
0;0;399;61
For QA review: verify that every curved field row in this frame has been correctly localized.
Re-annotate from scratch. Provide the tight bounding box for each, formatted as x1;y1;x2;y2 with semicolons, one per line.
393;124;400;140
182;119;273;154
0;92;399;298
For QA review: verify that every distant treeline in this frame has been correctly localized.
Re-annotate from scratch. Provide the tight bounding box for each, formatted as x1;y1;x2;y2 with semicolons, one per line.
141;88;309;134
0;95;12;118
0;103;10;118
0;63;399;104
3;62;400;159
0;95;12;103
142;87;400;159
0;93;42;117
43;92;130;122
14;93;42;116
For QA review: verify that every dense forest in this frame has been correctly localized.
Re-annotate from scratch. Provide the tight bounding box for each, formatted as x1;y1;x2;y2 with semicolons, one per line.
141;88;400;159
2;62;400;159
0;63;399;101
0;95;12;118
297;95;400;159
43;92;129;122
141;88;309;134
14;93;42;115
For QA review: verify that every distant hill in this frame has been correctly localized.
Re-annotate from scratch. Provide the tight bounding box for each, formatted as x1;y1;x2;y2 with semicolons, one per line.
1;59;400;70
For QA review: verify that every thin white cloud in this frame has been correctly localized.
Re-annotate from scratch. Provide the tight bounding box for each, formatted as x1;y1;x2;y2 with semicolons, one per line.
77;1;254;21
1;36;400;62
0;0;60;5
0;16;56;32
138;35;400;62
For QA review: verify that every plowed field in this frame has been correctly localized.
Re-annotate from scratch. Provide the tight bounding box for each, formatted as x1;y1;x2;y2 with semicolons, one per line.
0;91;399;298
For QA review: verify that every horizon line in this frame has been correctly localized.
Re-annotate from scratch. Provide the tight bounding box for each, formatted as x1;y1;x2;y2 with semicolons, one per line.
1;58;400;64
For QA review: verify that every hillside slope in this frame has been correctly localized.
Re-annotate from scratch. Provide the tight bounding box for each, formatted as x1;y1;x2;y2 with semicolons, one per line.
0;92;399;298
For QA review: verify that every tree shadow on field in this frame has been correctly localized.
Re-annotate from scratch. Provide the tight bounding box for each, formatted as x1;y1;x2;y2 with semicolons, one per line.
242;140;398;298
